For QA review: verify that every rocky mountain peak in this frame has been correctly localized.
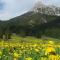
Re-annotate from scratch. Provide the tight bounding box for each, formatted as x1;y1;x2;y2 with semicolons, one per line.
32;1;60;16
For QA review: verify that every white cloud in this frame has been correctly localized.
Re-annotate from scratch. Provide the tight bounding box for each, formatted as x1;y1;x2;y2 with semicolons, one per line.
0;0;37;20
0;12;11;20
0;0;60;20
42;0;60;6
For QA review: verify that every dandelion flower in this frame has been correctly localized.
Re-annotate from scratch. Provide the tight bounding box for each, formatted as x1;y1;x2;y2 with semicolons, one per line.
0;51;2;58
13;52;21;58
49;55;58;60
45;41;55;55
35;48;40;52
25;57;33;60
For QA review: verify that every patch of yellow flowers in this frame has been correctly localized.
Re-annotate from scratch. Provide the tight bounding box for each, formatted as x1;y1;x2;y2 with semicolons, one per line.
0;40;60;60
44;41;60;60
45;41;55;55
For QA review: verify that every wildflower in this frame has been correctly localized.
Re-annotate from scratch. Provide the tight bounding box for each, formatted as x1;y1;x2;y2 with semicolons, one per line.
30;48;32;50
41;57;47;60
25;57;33;60
33;44;37;47
35;48;40;52
48;41;54;44
14;58;16;60
0;51;2;58
13;52;21;58
49;55;58;60
5;45;9;47
0;51;2;56
45;41;55;55
21;46;24;49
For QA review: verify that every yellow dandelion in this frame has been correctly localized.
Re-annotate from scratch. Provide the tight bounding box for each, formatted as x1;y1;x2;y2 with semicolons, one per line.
35;48;40;52
0;51;2;55
0;51;2;58
49;55;58;60
45;46;55;55
33;44;37;47
14;58;17;60
5;45;9;47
41;57;47;60
48;41;54;44
25;57;33;60
13;52;21;58
45;41;56;55
21;46;24;49
48;41;54;47
29;48;32;50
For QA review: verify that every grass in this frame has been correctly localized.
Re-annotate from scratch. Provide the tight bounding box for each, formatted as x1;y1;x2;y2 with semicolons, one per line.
0;34;60;60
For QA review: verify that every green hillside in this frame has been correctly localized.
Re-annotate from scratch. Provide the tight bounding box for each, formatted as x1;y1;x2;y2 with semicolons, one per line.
0;11;60;39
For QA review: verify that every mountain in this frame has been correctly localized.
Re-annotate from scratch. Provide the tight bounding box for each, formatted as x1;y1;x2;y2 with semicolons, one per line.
6;11;60;39
33;1;60;16
0;2;60;39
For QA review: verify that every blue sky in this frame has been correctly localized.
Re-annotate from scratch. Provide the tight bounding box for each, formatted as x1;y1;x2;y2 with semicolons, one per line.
0;0;60;20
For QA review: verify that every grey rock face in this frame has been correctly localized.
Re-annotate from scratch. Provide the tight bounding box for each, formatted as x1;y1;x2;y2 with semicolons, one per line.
33;1;60;16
